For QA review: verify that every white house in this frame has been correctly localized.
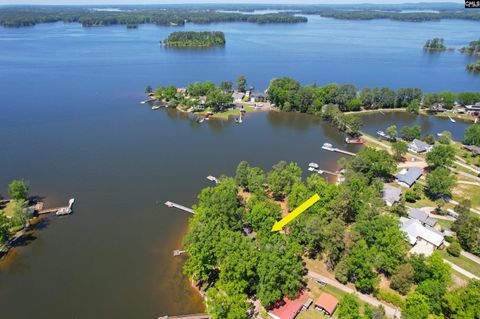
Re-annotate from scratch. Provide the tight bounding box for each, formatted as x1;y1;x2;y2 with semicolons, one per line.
400;217;444;256
408;139;433;153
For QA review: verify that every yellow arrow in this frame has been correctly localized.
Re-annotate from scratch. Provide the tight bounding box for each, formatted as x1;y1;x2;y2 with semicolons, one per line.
271;194;320;231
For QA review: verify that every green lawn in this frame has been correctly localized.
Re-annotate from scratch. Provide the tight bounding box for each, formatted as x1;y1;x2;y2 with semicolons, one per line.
435;218;454;230
438;248;480;278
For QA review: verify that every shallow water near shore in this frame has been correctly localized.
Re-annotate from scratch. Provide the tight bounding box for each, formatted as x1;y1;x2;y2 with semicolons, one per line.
0;16;475;318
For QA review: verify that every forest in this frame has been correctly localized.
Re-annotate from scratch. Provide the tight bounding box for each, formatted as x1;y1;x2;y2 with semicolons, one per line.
314;10;480;22
183;145;480;319
163;31;225;47
0;8;307;28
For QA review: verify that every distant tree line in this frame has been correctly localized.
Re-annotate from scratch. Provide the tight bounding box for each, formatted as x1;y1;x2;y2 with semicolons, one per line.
163;31;225;47
315;10;480;22
0;8;307;28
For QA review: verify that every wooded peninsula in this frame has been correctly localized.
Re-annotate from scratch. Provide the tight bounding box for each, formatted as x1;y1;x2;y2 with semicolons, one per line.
163;31;225;47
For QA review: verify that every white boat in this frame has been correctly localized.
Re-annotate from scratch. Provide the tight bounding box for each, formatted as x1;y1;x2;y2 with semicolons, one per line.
56;207;72;216
197;118;205;123
317;170;324;175
323;143;333;148
448;116;456;123
152;105;161;110
437;133;443;137
308;167;316;172
308;162;319;169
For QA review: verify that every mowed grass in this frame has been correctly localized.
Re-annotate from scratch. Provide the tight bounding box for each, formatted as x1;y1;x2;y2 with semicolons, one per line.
438;248;480;278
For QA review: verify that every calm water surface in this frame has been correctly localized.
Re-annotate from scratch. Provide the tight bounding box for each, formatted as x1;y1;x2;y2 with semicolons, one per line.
0;16;474;318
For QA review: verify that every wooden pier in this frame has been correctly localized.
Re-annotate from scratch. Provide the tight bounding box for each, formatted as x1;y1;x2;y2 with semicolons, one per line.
140;97;156;104
165;201;195;214
206;175;219;184
38;198;75;215
159;314;210;319
321;145;356;157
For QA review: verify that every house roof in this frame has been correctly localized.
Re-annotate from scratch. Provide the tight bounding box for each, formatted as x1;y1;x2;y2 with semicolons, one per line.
251;91;268;98
383;184;402;204
232;92;245;100
400;217;444;247
315;293;339;315
464;145;480;155
269;291;308;319
408;139;431;152
407;207;436;227
395;168;423;187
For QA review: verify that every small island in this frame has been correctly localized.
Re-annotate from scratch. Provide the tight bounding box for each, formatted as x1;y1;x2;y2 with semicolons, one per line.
162;31;226;48
423;38;450;51
460;39;480;56
466;60;480;73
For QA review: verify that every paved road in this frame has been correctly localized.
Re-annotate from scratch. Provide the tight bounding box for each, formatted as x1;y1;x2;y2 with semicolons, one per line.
461;250;480;265
307;271;401;318
443;260;479;280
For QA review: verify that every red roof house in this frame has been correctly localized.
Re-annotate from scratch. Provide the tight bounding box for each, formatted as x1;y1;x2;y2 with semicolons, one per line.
268;291;308;319
315;293;339;317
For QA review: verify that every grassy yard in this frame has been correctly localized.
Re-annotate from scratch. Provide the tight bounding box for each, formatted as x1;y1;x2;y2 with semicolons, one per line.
438;248;480;278
197;105;257;119
434;218;454;230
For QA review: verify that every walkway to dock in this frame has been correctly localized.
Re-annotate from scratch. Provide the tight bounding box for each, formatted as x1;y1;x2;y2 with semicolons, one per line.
165;201;195;214
321;145;356;156
38;198;75;215
159;313;210;319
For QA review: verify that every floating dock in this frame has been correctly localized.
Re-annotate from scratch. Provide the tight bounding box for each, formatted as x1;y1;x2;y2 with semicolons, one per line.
206;175;219;184
165;201;195;214
321;145;356;156
159;314;210;319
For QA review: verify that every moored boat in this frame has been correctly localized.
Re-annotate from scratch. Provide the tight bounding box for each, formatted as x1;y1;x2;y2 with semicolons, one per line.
345;137;364;144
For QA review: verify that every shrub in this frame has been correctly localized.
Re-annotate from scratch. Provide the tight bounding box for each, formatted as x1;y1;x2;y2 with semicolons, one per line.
374;288;406;309
447;242;462;257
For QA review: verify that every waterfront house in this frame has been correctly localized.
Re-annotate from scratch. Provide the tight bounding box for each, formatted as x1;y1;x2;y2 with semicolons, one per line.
431;104;448;112
315;293;339;317
400;217;444;256
463;145;480;156
408;139;432;153
250;91;268;103
407;207;437;227
232;92;245;103
395;168;423;188
465;102;480;115
268;291;308;319
383;184;402;207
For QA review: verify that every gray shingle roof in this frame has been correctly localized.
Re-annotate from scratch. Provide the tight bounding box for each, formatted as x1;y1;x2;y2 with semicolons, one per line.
407;207;436;227
408;139;431;153
395;168;423;187
383;184;402;205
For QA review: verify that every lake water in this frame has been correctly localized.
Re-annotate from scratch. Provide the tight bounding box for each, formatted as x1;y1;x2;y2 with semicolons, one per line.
0;16;475;319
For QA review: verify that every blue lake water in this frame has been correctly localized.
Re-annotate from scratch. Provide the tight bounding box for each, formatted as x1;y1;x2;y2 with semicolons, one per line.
0;16;476;319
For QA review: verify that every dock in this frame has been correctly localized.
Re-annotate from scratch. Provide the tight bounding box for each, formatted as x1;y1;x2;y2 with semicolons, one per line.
173;249;186;256
321;145;356;157
165;201;195;214
140;98;156;104
159;314;210;319
206;175;219;184
38;198;75;215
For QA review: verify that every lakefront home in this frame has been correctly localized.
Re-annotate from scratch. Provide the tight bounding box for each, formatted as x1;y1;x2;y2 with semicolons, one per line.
250;91;268;103
465;102;480;115
408;139;433;153
232;92;245;103
407;207;437;227
383;184;402;207
400;217;444;256
395;167;423;188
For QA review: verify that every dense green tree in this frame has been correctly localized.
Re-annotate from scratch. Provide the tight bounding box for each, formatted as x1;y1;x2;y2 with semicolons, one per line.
457;92;480;105
236;75;247;93
447;241;462;257
442;280;480;319
392;141;408;161
422;134;435;145
348;148;396;182
8;179;29;201
267;77;301;109
235;161;250;188
396;88;422;108
452;210;480;256
335;257;349;284
2;200;30;228
163;31;226;47
206;88;234;112
406;99;420;114
337;294;361;319
400;125;421;141
463;124;480;146
386;125;398;140
416;279;446;314
245;195;281;233
403;292;430;319
219;81;233;91
346;98;362;111
0;212;10;244
426;145;456;167
267;161;302;200
145;85;152;94
359;87;374;108
206;287;250;319
347;239;378;293
188;81;215;96
438;131;452;144
246;167;266;195
426;167;457;199
390;263;414;295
